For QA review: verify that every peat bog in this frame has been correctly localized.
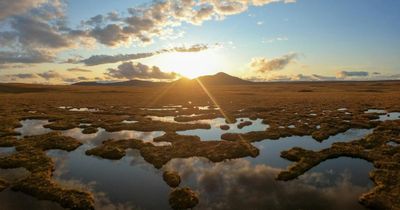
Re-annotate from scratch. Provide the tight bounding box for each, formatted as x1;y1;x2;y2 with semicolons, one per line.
0;81;400;210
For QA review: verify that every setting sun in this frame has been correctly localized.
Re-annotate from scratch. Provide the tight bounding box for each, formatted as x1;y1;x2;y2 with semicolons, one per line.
151;50;226;79
0;0;399;209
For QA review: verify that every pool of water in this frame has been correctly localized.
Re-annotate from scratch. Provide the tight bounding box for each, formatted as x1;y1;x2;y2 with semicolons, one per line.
14;119;52;138
177;118;268;141
250;129;373;168
47;148;170;210
364;109;387;114
0;147;16;157
121;120;138;124
15;120;167;146
364;109;400;121
164;156;372;210
376;112;400;121
59;106;99;112
0;116;379;210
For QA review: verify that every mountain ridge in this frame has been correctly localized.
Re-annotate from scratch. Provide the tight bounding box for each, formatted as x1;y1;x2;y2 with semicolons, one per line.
72;72;253;87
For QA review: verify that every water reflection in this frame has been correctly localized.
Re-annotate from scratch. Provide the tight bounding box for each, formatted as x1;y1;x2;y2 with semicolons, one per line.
364;109;400;121
121;120;138;124
61;128;166;146
59;106;100;112
387;141;399;147
376;112;400;121
177;118;268;141
69;108;100;112
47;148;170;210
364;109;387;114
15;120;51;138
0;117;378;210
15;120;166;146
165;157;371;210
250;129;373;168
0;147;16;157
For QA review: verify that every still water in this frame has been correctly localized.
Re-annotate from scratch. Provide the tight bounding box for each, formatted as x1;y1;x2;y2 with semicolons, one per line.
0;114;380;210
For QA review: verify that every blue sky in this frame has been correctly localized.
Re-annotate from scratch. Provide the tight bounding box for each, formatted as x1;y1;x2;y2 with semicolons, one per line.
0;0;399;83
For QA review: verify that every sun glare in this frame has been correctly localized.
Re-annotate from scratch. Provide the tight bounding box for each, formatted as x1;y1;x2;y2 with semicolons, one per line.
151;50;225;79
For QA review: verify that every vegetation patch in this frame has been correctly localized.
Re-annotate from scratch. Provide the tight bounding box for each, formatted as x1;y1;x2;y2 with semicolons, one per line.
0;133;94;210
0;178;8;191
277;120;400;210
169;187;199;210
86;132;259;168
163;171;181;188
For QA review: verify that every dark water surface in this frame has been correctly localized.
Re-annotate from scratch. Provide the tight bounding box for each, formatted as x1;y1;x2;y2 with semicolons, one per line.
0;114;384;210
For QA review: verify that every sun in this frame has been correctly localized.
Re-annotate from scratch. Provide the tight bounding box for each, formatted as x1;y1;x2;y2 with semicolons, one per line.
150;50;225;79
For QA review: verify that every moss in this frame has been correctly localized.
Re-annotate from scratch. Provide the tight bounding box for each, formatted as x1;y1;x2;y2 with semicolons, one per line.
220;125;230;130
86;133;259;169
1;81;400;209
277;121;400;210
0;178;8;191
82;127;98;134
43;120;79;130
85;139;146;160
0;133;94;210
100;120;211;132
0;117;21;137
237;121;252;129
169;187;199;210
154;132;200;143
163;171;181;188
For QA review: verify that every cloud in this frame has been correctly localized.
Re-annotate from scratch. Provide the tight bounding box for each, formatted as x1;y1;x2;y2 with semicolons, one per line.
0;50;53;64
250;53;298;72
171;44;209;52
191;6;215;24
246;73;338;82
89;24;130;46
0;70;98;84
75;44;213;66
0;64;32;70
311;74;337;81
37;70;64;80
83;0;296;46
336;71;369;78
247;72;400;82
0;0;295;66
0;1;92;65
9;16;73;49
0;0;47;21
66;68;92;73
0;73;36;82
79;52;155;66
105;62;179;80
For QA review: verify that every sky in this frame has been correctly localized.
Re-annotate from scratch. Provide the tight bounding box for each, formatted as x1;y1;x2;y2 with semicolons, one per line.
0;0;399;84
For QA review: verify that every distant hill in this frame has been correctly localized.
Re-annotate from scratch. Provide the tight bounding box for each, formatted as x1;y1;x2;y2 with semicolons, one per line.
196;72;253;85
72;72;253;87
72;79;168;87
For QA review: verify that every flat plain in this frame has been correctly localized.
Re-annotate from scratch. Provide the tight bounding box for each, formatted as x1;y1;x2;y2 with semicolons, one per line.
0;80;399;210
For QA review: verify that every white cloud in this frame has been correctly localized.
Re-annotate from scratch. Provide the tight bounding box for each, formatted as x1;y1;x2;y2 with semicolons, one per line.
250;53;298;73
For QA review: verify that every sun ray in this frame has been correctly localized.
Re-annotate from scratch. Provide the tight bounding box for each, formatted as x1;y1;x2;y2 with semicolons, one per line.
140;81;178;108
195;79;246;141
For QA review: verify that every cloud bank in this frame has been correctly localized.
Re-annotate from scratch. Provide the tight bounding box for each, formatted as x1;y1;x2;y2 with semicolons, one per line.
105;62;179;80
76;44;214;66
336;71;369;79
